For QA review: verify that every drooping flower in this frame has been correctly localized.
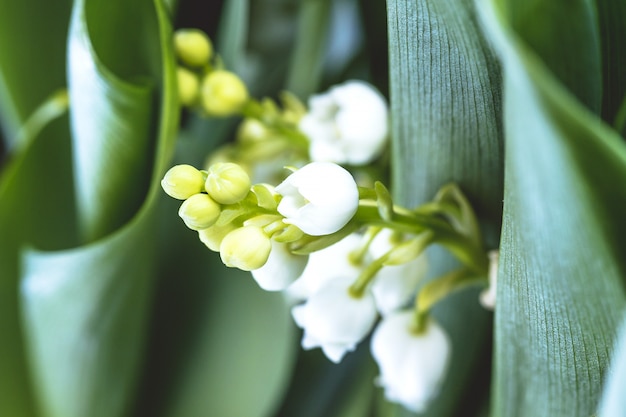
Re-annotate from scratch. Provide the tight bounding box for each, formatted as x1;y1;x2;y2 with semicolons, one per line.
371;311;451;413
368;229;428;315
275;162;359;236
292;277;378;363
299;80;388;165
286;232;364;301
251;240;309;291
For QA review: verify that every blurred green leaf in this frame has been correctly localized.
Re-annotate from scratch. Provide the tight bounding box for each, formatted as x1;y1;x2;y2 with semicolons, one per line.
0;0;72;141
286;0;331;99
0;116;74;417
18;0;179;416
478;0;626;415
386;0;502;415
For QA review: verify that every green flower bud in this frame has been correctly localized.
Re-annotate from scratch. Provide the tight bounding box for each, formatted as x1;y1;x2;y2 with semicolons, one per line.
201;70;249;117
220;226;272;271
178;193;221;230
177;67;200;106
237;118;269;143
198;222;237;252
174;29;212;67
161;164;206;200
205;162;251;204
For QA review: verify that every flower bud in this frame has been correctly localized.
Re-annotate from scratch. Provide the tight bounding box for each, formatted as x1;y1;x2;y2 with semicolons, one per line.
178;193;221;230
205;162;251;204
276;162;359;236
220;226;272;271
174;29;212;67
198;222;237;251
237;118;270;143
161;164;206;200
177;67;200;106
201;70;249;116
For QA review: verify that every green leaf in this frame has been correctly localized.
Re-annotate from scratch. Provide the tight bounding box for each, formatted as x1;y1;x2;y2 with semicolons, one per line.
0;116;74;417
285;0;331;99
478;0;626;415
386;0;502;415
17;1;179;416
0;0;72;140
68;0;170;242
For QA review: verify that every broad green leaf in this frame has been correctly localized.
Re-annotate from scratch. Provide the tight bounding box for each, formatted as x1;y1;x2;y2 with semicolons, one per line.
68;0;166;242
595;0;626;132
478;0;626;415
0;115;74;417
599;311;626;417
19;1;179;417
386;0;502;415
275;347;376;417
0;0;72;141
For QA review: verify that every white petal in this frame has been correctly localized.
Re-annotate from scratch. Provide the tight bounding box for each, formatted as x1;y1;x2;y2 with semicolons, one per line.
276;162;358;236
251;241;309;291
286;233;364;301
371;311;451;413
292;276;378;363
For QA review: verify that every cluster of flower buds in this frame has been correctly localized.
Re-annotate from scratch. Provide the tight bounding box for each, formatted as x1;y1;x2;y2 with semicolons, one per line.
162;158;493;412
174;29;249;116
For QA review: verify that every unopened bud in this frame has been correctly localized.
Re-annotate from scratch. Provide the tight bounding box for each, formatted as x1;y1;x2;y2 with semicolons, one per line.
161;164;206;200
174;29;212;67
237;118;270;143
205;162;251;204
220;226;272;271
178;193;221;230
201;70;249;117
198;222;237;252
177;67;200;106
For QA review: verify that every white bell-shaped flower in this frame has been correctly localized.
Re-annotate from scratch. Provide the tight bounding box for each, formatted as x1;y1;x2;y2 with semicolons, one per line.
369;229;428;315
275;162;359;236
299;80;388;165
251;240;309;291
286;233;364;301
292;277;378;363
371;311;451;413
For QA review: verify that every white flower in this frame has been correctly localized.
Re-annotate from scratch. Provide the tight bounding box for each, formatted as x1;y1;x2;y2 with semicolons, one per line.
286;233;364;301
299;80;388;165
479;250;499;310
292;277;378;363
275;162;359;236
371;311;451;413
251;240;309;291
368;229;428;315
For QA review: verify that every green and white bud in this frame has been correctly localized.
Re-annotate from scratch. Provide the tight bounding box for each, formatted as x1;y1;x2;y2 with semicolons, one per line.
161;164;206;200
177;67;200;106
198;222;238;252
201;70;249;117
220;226;272;271
237;118;270;143
174;29;212;67
205;162;251;204
178;193;221;230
